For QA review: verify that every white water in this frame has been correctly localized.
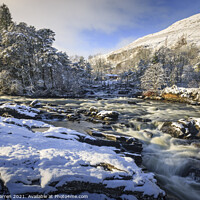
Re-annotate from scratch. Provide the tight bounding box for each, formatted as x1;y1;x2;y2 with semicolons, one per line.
1;96;200;199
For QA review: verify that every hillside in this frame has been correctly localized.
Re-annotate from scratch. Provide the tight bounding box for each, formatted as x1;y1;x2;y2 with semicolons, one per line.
92;13;200;73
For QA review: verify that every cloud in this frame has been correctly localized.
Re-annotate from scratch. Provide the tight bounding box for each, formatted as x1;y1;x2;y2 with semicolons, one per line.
0;0;156;56
88;36;138;56
0;0;197;57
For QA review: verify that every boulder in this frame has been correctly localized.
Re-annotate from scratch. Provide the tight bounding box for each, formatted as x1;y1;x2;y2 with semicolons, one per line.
160;118;200;139
127;101;137;105
96;110;119;120
89;106;98;113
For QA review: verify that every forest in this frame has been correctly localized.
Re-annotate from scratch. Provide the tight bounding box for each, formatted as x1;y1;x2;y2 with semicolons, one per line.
0;4;92;97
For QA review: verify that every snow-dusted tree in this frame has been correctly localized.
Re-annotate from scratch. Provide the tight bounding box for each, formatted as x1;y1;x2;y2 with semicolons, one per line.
0;4;93;97
0;4;13;31
141;63;166;92
91;57;107;82
0;22;39;93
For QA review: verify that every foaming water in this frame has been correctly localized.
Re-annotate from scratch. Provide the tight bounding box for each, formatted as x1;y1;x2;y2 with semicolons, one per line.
117;127;200;200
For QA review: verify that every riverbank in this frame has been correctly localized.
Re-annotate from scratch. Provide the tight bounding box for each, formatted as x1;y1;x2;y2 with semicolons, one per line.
141;85;200;105
0;100;165;200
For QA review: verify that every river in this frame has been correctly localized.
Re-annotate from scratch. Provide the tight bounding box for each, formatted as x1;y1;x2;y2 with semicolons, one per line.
1;96;200;200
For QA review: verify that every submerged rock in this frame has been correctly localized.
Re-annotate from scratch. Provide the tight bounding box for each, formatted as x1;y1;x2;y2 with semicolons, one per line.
127;101;137;105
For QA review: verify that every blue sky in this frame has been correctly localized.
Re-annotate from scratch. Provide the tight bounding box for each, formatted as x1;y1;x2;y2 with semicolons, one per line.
1;0;200;58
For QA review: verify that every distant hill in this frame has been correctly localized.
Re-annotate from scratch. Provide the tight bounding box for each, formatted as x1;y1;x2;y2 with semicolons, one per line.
90;13;200;73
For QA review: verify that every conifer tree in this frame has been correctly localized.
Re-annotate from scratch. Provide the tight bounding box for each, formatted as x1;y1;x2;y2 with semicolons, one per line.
0;4;13;31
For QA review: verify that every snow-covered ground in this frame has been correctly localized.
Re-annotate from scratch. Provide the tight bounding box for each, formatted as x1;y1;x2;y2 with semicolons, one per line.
0;108;165;199
162;85;200;99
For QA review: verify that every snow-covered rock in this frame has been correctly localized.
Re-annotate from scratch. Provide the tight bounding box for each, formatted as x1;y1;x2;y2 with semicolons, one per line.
160;117;200;139
97;110;119;120
0;116;165;199
161;86;200;103
0;103;40;119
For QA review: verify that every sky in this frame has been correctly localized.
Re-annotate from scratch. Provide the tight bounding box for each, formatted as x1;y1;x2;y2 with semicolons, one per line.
0;0;200;58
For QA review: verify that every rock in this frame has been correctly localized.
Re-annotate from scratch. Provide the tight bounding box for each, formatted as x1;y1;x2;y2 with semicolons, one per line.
83;137;121;148
127;101;137;105
118;90;129;94
96;110;119;120
65;108;75;113
124;152;142;166
86;130;106;138
0;103;40;119
186;167;200;182
85;117;102;123
48;112;66;120
0;178;10;196
160;119;200;139
136;117;152;122
160;122;184;138
67;113;79;121
103;117;113;121
85;129;143;161
122;144;142;154
89;106;98;113
30;99;41;108
1;112;13;118
46;103;57;107
0;117;165;199
76;109;87;114
54;180;164;200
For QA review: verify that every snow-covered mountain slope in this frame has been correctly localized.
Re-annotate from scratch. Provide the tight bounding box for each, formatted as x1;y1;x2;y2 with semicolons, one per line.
94;13;200;69
111;13;200;55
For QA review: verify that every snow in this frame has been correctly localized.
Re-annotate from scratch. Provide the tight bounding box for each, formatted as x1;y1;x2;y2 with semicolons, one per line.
105;74;119;77
0;103;40;117
171;122;185;129
0;116;164;198
191;117;200;127
162;85;200;99
1;117;51;128
97;110;119;117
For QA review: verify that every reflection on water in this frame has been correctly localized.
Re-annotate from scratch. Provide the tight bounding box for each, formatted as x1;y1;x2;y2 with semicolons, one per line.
1;96;200;200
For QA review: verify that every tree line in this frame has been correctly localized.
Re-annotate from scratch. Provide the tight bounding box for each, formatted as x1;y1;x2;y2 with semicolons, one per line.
90;38;200;93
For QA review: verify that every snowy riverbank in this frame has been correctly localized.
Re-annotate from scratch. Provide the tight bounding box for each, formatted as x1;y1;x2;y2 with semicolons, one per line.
0;103;165;200
142;85;200;105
